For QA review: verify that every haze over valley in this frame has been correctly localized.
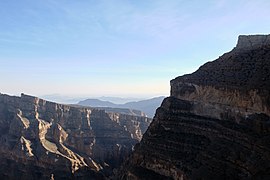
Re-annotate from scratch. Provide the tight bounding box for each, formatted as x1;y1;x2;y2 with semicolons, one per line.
1;0;270;179
1;1;270;98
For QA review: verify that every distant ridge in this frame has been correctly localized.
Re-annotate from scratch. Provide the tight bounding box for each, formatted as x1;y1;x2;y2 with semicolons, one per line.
78;96;165;118
78;99;116;107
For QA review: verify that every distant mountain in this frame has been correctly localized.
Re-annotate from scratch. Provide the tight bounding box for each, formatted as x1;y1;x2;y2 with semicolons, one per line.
41;94;85;104
41;95;144;104
98;96;143;104
78;99;116;107
120;97;165;117
77;96;165;118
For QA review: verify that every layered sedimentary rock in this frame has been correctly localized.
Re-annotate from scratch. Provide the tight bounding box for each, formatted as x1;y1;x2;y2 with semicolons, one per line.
119;34;270;179
0;93;151;179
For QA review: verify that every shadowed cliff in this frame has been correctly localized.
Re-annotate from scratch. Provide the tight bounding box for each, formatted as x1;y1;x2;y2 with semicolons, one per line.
119;34;270;180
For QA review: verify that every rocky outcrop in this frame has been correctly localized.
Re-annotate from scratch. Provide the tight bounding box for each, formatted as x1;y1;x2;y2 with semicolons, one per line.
236;34;270;50
119;34;270;179
0;93;151;179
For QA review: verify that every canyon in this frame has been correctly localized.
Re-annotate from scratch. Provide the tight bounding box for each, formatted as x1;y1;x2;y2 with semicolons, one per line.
119;35;270;179
1;34;270;180
0;93;151;179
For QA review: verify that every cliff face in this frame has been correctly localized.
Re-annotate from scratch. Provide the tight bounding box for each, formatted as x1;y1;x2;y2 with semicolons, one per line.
119;35;270;179
0;93;151;179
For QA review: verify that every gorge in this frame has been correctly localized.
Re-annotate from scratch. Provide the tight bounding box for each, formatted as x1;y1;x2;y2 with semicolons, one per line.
0;34;270;180
0;93;151;179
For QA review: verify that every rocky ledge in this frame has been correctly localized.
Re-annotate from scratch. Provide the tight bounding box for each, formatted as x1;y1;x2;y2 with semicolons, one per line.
119;34;270;179
0;93;151;179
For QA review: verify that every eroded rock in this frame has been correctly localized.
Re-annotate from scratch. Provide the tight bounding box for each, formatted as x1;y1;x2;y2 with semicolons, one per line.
0;93;152;179
119;34;270;179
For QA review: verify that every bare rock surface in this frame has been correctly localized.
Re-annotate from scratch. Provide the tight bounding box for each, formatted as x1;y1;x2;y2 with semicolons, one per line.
0;93;152;179
119;35;270;179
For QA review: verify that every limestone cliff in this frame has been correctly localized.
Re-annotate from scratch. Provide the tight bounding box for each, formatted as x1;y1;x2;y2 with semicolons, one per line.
0;93;151;179
119;34;270;179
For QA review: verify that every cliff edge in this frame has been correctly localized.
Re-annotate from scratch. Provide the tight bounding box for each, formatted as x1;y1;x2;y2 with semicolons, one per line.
119;34;270;179
0;93;152;179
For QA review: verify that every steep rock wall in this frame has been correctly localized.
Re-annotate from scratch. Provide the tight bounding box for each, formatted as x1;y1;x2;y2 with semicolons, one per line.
119;34;270;179
0;93;152;179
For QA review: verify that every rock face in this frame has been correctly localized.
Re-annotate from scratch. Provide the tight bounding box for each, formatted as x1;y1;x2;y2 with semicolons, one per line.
236;34;270;50
119;35;270;179
0;93;151;179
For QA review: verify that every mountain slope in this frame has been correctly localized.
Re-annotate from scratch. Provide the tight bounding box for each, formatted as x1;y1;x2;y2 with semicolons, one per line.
119;34;270;179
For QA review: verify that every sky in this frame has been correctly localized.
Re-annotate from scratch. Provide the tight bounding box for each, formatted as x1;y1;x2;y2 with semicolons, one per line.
1;0;270;99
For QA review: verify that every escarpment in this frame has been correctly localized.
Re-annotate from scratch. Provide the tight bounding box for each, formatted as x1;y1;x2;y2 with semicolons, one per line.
119;34;270;179
0;93;151;179
171;35;270;119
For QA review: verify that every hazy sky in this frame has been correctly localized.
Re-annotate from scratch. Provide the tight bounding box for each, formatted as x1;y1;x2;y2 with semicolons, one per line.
1;0;270;98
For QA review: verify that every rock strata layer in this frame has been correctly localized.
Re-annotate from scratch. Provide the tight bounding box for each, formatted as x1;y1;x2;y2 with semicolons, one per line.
119;35;270;179
0;93;151;179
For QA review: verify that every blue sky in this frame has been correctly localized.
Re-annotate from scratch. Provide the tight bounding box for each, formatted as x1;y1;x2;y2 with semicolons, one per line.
1;0;270;98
